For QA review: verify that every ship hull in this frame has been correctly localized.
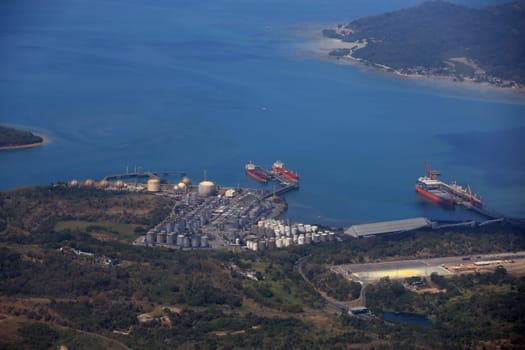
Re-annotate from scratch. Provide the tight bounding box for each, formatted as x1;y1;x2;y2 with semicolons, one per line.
415;185;454;206
246;169;268;183
272;167;299;182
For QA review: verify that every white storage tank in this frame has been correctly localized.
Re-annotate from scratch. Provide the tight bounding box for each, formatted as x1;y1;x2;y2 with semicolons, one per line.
298;235;305;245
305;235;312;244
328;232;335;241
147;178;161;192
198;181;216;197
321;232;328;242
167;233;176;245
201;236;209;248
275;238;283;248
177;234;185;246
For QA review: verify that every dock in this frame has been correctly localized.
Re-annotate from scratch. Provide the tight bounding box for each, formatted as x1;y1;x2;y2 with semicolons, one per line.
248;162;300;198
103;170;186;182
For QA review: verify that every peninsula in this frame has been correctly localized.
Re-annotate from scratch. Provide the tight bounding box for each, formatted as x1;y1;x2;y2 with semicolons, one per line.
323;0;525;89
0;125;47;150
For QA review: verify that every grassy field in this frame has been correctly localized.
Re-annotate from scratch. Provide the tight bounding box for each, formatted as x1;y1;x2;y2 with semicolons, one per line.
54;220;144;243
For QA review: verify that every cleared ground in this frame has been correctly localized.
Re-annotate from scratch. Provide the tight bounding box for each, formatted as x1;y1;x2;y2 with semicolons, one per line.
333;251;525;283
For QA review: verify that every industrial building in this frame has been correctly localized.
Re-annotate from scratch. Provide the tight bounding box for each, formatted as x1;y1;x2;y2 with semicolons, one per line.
344;217;431;238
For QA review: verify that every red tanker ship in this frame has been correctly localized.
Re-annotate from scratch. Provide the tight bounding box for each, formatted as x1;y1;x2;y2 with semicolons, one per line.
245;162;270;183
415;176;454;206
272;160;299;182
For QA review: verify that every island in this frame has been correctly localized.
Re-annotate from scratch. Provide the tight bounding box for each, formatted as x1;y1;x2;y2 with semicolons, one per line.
323;0;525;89
0;125;46;150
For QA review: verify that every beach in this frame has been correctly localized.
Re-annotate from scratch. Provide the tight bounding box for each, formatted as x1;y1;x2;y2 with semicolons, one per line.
304;28;525;97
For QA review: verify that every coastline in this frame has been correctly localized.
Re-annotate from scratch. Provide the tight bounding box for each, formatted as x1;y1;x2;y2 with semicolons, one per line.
300;27;525;97
0;133;50;151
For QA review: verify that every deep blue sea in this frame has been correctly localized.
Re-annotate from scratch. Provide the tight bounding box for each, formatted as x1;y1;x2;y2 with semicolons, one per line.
1;0;524;226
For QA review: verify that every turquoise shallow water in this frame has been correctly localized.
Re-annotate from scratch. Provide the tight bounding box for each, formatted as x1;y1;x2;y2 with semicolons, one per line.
1;0;524;226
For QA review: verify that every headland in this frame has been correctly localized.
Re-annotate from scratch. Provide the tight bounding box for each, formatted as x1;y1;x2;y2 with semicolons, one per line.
0;125;49;150
320;1;525;93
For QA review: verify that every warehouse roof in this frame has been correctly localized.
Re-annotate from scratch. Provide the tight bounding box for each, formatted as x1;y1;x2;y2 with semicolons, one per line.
345;217;431;238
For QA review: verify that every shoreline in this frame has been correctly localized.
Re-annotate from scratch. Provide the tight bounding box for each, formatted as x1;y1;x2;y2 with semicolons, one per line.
0;133;50;151
298;27;525;97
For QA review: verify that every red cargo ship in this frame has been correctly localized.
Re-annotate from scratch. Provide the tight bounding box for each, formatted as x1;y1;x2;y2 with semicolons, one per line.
272;160;299;182
245;162;270;183
415;177;454;206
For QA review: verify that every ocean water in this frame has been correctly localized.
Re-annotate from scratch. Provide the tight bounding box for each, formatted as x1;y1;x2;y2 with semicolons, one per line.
1;0;524;226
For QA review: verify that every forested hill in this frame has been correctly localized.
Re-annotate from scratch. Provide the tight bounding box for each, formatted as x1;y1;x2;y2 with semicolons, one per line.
324;0;525;85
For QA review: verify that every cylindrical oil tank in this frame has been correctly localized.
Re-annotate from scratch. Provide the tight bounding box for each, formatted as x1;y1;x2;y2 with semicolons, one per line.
305;235;312;244
146;231;156;244
311;225;318;233
275;238;283;248
321;233;328;242
191;236;201;248
176;234;185;246
284;237;292;247
201;236;209;248
267;238;276;249
328;232;335;241
147;178;161;192
97;180;109;188
183;236;191;248
198;181;216;197
298;234;305;245
166;233;175;245
258;240;266;251
313;233;320;243
156;232;166;244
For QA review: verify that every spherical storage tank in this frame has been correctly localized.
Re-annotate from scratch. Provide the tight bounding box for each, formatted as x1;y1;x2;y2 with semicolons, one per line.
198;181;216;197
115;180;125;189
147;178;161;192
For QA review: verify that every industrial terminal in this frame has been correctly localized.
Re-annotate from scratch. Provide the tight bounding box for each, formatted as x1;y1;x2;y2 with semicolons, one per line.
68;161;343;251
66;160;506;252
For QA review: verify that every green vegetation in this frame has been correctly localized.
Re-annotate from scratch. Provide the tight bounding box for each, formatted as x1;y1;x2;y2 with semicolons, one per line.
1;185;525;348
0;185;173;237
299;224;525;266
238;252;323;312
0;125;43;148
54;220;145;243
328;48;351;57
324;0;525;84
303;264;361;301
366;271;525;349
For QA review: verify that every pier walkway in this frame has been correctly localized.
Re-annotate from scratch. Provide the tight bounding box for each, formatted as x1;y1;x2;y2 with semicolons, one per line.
103;171;186;182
